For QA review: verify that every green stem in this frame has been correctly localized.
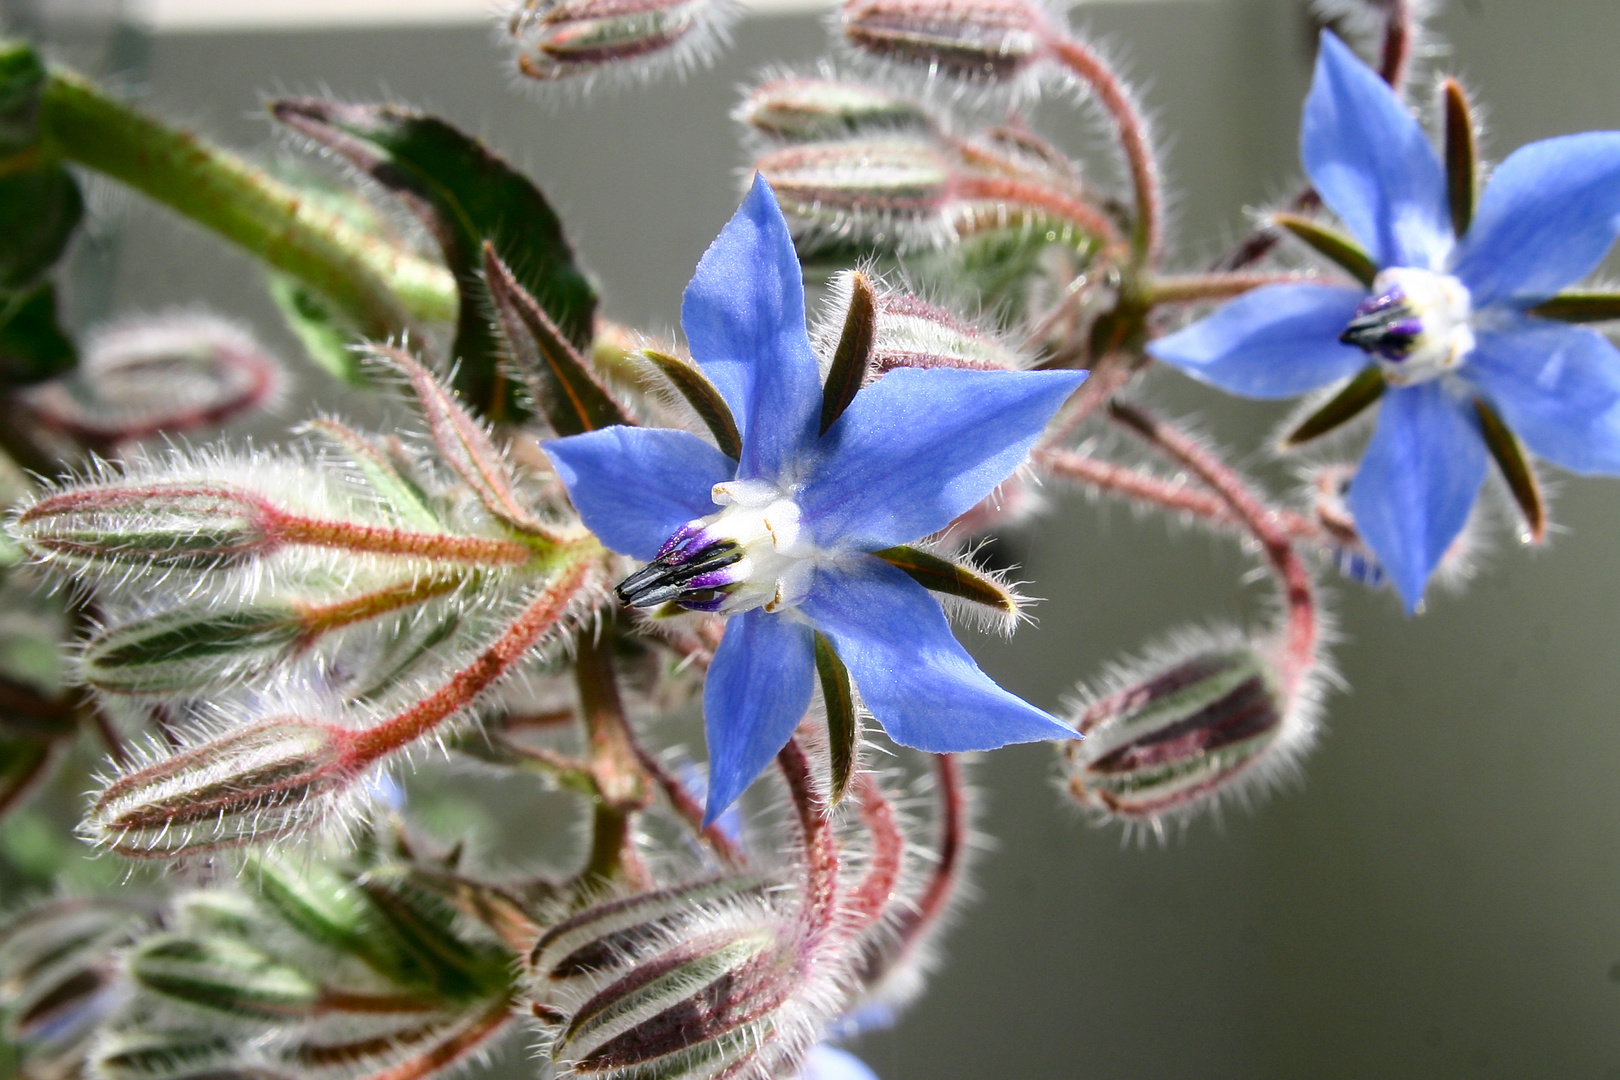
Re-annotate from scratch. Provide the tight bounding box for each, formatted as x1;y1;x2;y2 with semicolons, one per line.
38;68;456;336
574;631;650;888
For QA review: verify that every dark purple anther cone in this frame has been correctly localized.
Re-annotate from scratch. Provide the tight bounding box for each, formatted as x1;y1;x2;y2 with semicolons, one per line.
1340;287;1420;361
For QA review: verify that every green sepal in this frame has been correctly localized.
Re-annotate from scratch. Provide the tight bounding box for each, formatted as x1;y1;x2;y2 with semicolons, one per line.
128;933;321;1020
820;271;876;435
0;283;75;386
1281;365;1384;448
0;166;82;291
303;418;442;531
1442;78;1477;238
1271;212;1378;288
873;544;1018;616
813;632;858;807
267;272;367;386
1528;292;1620;323
642;348;741;460
482;243;629;436
1473;396;1545;543
0;40;46;158
269;99;596;422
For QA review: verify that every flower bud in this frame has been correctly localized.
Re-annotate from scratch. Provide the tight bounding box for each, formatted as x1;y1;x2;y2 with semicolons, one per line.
839;0;1047;86
1061;635;1314;829
80;605;305;696
754;137;952;246
737;76;933;141
127;933;320;1020
868;283;1029;373
0;899;149;1056
93;1030;244;1080
505;0;734;87
22;314;284;448
13;481;279;572
85;719;357;858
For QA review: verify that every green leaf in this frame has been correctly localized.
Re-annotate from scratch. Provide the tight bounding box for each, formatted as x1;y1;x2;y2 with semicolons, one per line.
270;99;597;421
267;272;368;386
1281;365;1384;447
0;166;82;291
0;40;46;158
0;284;75;386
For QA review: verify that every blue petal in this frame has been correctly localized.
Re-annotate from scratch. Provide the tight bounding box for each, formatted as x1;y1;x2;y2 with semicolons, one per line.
1348;383;1486;612
797;367;1084;550
544;427;734;560
681;176;824;482
801;1046;881;1080
702;608;816;824
1147;284;1371;399
798;557;1076;751
1450;132;1620;307
1462;315;1620;474
1302;32;1451;270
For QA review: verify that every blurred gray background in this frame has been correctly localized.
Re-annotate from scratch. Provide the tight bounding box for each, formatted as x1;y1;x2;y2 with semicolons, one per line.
13;0;1620;1076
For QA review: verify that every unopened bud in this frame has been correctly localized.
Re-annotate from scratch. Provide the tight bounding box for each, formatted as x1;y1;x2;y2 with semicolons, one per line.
127;934;319;1020
80;605;304;696
738;76;932;141
754;138;952;246
1061;636;1314;828
23;314;284;448
505;0;733;86
0;899;148;1052
86;719;357;858
13;481;278;572
93;1030;243;1080
838;277;1029;373
839;0;1047;85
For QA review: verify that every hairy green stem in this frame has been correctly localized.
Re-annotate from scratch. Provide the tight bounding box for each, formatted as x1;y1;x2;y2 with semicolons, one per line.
39;68;456;336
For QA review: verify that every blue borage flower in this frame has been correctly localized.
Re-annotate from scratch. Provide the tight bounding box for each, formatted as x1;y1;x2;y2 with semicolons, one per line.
545;176;1082;820
1148;31;1620;611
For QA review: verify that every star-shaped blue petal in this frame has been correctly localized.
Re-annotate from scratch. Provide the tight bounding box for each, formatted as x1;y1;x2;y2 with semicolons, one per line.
1148;30;1620;611
546;176;1084;820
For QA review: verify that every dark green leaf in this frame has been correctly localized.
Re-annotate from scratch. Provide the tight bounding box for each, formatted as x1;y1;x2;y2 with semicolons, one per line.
814;632;857;808
821;271;875;434
1443;78;1477;238
0;283;75;386
270;99;596;422
483;244;628;436
0;40;46;158
1281;366;1384;447
1474;396;1545;543
1528;292;1620;323
872;545;1017;615
1271;212;1378;288
642;348;741;460
267;272;368;386
0;166;83;290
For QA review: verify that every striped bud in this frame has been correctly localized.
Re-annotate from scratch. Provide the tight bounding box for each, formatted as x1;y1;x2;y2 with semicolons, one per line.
13;481;277;572
93;1030;245;1080
127;934;320;1020
754;137;952;245
737;76;933;141
839;0;1047;85
0;899;151;1056
818;275;1028;375
506;0;733;86
23;314;283;448
86;718;357;858
1061;636;1314;831
80;605;305;696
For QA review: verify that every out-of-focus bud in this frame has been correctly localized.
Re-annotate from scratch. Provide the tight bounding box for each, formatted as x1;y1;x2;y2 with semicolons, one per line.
839;0;1048;87
85;718;358;858
80;605;305;696
737;75;933;141
754;137;953;247
1060;634;1316;832
22;314;284;449
93;1029;247;1080
13;481;279;572
127;934;320;1020
504;0;736;87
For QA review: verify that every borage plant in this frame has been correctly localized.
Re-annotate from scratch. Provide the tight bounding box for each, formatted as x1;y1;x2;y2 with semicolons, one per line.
1;2;1618;1078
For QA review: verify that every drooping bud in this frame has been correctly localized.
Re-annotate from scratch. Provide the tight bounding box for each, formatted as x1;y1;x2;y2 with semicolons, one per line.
817;276;1030;375
13;481;279;573
79;605;305;696
22;314;284;449
504;0;736;88
737;75;934;141
92;1030;247;1080
127;934;321;1021
1060;633;1316;832
753;137;953;249
839;0;1049;87
85;718;358;858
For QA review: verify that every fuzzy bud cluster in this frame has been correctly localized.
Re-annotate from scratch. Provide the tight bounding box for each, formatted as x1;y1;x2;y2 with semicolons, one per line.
1061;631;1317;835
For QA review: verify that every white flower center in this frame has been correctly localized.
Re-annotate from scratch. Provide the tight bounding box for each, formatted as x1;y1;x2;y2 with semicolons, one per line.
1340;267;1475;387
